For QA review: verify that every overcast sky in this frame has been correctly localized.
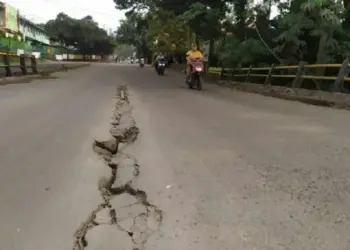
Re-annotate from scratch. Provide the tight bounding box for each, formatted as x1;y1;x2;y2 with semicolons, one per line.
5;0;125;31
5;0;280;32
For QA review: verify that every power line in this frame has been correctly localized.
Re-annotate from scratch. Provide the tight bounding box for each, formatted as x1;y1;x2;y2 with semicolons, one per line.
19;12;48;22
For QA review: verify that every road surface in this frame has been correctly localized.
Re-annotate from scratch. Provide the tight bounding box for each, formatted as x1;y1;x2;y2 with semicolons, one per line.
0;65;115;249
0;63;350;250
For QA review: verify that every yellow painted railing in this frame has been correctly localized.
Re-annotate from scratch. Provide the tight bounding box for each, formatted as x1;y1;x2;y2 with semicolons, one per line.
0;52;18;56
207;60;350;92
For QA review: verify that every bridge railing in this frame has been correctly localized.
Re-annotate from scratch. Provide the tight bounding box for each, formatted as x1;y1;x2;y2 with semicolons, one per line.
0;52;38;77
208;59;350;92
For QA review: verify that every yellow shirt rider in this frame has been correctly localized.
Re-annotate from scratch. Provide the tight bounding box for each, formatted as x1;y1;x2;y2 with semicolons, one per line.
186;43;204;76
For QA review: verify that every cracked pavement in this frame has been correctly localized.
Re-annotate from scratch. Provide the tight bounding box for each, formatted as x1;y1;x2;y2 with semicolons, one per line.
0;64;127;250
1;63;350;249
73;84;162;250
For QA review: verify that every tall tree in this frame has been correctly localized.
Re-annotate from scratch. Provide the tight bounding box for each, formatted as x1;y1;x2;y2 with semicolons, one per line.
45;13;116;56
114;0;350;68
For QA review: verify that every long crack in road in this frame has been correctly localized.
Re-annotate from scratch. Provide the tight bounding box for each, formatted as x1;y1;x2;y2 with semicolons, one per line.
73;84;163;250
2;63;350;249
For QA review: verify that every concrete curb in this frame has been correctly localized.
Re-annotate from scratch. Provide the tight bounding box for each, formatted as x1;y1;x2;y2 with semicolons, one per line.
0;63;90;86
168;65;350;110
216;81;350;110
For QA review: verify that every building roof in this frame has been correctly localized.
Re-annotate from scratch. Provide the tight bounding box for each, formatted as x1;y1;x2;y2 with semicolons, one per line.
19;15;47;34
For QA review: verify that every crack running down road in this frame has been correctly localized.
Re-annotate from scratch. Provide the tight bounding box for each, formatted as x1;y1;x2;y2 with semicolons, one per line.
73;84;162;250
1;63;350;250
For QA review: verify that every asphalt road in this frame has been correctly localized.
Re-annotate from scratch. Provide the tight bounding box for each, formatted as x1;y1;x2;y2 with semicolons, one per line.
119;65;350;250
1;63;350;249
0;64;116;250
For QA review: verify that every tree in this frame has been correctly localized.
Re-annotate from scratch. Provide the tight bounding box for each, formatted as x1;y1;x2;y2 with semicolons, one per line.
273;0;343;66
44;13;116;56
116;12;152;59
114;0;350;68
115;44;135;58
114;0;227;64
145;9;189;51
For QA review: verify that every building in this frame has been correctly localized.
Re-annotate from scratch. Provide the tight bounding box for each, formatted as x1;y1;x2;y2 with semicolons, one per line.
0;1;19;33
0;1;69;59
0;1;50;44
0;1;63;58
19;16;50;45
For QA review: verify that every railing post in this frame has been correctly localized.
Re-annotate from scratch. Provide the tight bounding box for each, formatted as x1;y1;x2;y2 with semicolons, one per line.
30;55;38;74
245;65;252;83
264;64;274;86
204;62;209;75
3;53;12;77
231;66;235;81
220;67;225;81
19;55;27;75
292;61;306;88
332;59;349;93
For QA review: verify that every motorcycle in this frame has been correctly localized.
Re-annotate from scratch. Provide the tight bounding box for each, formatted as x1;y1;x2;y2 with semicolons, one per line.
156;60;166;76
139;58;145;68
186;58;204;90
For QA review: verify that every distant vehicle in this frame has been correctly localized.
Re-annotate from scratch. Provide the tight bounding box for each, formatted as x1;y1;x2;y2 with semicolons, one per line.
130;58;134;64
155;59;166;76
139;58;145;67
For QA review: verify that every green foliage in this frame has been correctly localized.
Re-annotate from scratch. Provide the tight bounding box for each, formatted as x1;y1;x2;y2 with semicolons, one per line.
217;35;268;67
116;8;189;59
178;2;223;40
114;0;350;67
116;12;151;58
114;0;151;12
44;13;116;55
115;44;135;57
273;0;344;64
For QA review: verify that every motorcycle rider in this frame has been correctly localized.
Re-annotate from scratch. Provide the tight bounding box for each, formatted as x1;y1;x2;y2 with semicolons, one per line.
186;43;204;80
139;57;145;67
154;52;166;70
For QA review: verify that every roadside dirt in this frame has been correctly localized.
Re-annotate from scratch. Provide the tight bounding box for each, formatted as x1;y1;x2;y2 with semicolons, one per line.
169;64;350;110
217;81;350;110
72;84;162;250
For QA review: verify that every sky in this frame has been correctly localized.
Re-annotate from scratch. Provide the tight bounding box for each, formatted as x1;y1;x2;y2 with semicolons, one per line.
254;0;279;18
5;0;280;32
4;0;126;31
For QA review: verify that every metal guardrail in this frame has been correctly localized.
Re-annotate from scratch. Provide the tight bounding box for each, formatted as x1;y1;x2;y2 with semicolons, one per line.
208;59;350;92
0;52;38;77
